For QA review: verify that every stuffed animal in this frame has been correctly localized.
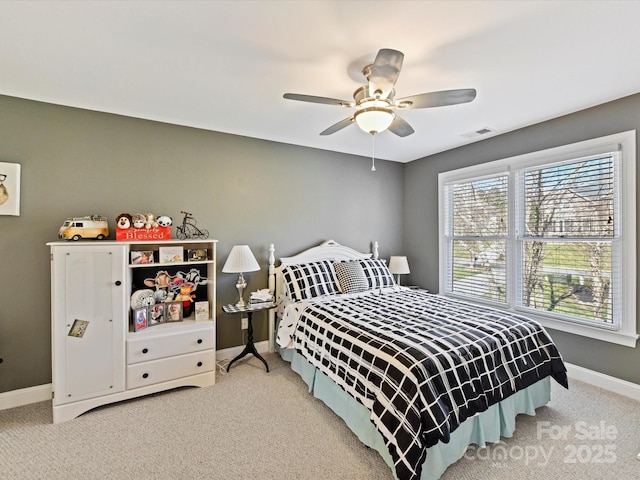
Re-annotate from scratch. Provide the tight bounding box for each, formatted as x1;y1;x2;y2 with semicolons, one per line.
131;213;146;229
115;213;132;229
144;213;159;229
156;215;172;227
175;284;196;304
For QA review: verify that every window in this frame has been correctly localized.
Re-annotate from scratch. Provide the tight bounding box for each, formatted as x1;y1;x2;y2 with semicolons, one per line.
446;175;508;302
439;131;637;347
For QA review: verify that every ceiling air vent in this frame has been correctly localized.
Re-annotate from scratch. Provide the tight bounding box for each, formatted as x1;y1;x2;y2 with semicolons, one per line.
461;127;496;139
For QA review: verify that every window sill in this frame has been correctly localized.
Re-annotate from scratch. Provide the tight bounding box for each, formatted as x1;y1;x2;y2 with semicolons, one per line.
528;314;638;348
443;292;638;348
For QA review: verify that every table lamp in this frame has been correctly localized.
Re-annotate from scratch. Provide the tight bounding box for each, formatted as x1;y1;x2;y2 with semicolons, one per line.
389;256;410;285
222;245;260;307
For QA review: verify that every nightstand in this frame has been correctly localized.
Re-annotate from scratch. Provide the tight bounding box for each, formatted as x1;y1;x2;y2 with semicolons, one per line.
222;301;275;372
407;285;429;292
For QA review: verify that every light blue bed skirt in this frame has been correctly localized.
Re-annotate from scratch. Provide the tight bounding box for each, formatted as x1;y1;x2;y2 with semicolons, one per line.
280;348;551;480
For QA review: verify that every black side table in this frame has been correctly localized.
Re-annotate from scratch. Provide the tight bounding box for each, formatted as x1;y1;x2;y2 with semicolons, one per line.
222;302;275;372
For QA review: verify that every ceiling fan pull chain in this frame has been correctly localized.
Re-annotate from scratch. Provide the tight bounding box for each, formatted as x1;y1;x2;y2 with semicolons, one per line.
371;133;377;171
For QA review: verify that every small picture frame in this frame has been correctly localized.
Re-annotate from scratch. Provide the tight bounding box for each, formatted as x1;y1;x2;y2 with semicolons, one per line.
195;301;209;321
68;319;90;338
131;250;155;265
187;248;208;262
159;246;184;263
148;303;165;326
133;307;150;331
165;301;183;322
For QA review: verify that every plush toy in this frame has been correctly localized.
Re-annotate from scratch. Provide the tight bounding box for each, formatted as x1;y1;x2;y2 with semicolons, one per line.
142;269;206;303
143;270;171;302
115;213;132;229
156;215;172;227
131;213;146;229
144;213;159;229
175;284;196;304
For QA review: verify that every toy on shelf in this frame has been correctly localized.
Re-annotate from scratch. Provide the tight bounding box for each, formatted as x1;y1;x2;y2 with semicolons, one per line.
115;212;171;241
58;215;109;241
176;211;209;239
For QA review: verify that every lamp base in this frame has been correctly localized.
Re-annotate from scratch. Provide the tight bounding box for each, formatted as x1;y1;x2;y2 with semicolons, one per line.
235;273;247;308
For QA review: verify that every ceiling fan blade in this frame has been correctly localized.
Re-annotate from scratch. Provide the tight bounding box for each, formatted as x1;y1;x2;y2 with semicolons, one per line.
368;48;404;99
320;116;354;136
388;115;415;137
396;88;477;109
283;93;353;107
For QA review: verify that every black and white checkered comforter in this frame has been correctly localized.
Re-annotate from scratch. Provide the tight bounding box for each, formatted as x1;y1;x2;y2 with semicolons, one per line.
287;289;568;480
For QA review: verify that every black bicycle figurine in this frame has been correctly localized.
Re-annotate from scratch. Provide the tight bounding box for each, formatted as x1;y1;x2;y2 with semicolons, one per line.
176;211;209;239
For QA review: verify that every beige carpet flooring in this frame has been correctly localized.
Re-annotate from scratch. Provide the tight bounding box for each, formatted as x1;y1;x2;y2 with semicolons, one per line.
1;352;639;480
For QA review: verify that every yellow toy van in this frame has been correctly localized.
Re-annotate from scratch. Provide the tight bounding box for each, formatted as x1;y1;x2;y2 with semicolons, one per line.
58;215;110;241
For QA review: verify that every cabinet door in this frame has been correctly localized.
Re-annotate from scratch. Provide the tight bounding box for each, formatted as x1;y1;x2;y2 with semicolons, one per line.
51;245;126;405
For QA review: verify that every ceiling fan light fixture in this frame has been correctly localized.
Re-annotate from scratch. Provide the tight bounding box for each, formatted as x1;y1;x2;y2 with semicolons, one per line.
354;106;395;134
283;48;477;139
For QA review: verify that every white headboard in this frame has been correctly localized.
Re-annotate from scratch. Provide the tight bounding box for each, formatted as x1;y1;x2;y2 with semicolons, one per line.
266;239;378;352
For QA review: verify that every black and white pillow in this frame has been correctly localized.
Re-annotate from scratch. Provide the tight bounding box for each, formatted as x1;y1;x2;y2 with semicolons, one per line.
359;258;396;289
333;261;369;294
281;260;339;302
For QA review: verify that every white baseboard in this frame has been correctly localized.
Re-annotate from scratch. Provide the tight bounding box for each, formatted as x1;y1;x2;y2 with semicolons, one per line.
215;340;270;362
0;384;52;411
3;355;636;412
0;341;271;412
565;362;640;402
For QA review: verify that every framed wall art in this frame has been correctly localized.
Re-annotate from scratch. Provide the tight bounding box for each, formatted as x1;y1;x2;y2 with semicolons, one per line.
0;162;21;216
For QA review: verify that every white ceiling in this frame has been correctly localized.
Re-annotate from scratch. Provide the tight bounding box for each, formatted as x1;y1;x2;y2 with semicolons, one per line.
1;1;640;163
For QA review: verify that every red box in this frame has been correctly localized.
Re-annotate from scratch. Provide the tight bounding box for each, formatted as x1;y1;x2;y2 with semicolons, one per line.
116;226;172;241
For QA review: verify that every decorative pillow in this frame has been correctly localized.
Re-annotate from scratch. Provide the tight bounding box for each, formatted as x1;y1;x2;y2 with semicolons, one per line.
333;261;369;294
359;258;396;289
281;260;339;302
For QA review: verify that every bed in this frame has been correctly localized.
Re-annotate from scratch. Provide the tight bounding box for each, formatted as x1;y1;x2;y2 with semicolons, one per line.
266;240;568;480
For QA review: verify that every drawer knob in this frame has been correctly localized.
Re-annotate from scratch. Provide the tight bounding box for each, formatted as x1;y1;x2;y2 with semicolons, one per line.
197;339;203;344
142;373;149;379
197;361;203;367
115;280;122;286
142;348;149;354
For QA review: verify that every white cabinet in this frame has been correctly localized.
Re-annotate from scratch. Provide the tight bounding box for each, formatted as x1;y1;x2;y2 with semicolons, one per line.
50;245;126;406
49;239;217;423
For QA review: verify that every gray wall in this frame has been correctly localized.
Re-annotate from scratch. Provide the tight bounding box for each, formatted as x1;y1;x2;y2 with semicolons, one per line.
405;92;640;385
0;94;404;393
3;90;638;395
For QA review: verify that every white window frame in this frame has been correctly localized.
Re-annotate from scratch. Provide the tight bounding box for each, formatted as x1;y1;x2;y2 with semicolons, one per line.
439;131;638;347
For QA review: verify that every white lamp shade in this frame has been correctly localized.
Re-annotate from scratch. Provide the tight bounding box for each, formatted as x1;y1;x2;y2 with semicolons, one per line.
222;245;260;273
389;256;410;275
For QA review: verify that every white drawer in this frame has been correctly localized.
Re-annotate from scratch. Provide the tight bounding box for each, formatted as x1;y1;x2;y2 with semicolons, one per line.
127;322;214;365
126;349;215;389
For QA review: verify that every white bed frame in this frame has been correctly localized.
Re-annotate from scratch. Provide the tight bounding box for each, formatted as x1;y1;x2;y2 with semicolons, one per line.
266;239;378;352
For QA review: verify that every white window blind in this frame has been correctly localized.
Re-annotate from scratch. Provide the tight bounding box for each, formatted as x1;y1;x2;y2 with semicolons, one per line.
439;131;637;347
516;154;618;327
444;175;508;303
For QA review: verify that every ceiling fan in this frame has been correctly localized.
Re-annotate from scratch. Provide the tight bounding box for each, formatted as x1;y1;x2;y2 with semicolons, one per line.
283;48;477;138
